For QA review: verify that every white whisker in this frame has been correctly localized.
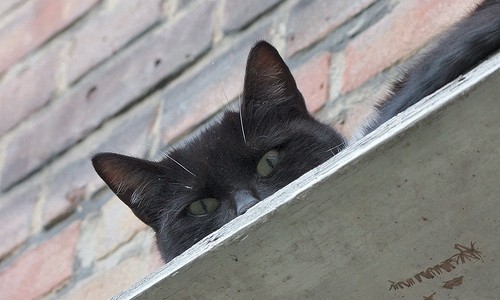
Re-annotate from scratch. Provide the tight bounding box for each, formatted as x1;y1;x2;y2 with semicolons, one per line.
164;153;197;177
146;144;197;178
212;62;247;144
238;94;247;145
213;62;230;107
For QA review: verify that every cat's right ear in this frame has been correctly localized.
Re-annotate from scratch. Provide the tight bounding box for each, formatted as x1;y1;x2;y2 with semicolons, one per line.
242;41;308;120
92;152;164;228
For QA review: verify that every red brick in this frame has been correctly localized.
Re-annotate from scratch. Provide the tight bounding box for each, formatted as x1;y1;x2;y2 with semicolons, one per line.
332;100;376;140
94;200;147;259
0;45;62;136
42;103;157;227
286;0;376;56
60;254;150;300
78;200;146;267
159;23;271;144
0;0;99;74
0;1;215;191
0;185;38;260
342;0;480;93
0;0;23;16
0;222;80;300
67;0;164;83
222;0;281;32
160;60;242;144
93;102;158;157
294;52;331;113
42;159;93;228
149;245;165;272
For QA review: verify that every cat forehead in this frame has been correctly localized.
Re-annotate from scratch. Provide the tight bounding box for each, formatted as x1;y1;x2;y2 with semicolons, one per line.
162;112;282;173
157;115;254;187
190;111;285;149
184;111;264;156
161;108;324;178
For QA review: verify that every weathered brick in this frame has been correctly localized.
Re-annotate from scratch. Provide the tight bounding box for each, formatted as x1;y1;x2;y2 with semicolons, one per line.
60;254;150;300
159;22;272;145
0;1;215;191
149;245;165;272
93;102;158;157
0;44;62;136
0;0;23;16
43;159;93;228
67;0;164;83
342;0;479;93
42;102;157;227
0;0;99;74
222;0;282;32
0;185;38;260
176;0;193;10
294;52;331;113
0;222;80;300
286;0;376;56
159;59;242;144
332;100;376;140
77;199;146;267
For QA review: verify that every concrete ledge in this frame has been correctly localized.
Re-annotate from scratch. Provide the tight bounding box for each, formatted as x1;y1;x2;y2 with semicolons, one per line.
115;51;500;300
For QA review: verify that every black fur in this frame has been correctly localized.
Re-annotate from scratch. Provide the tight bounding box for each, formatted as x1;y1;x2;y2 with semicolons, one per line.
92;1;499;262
366;0;500;133
93;42;344;262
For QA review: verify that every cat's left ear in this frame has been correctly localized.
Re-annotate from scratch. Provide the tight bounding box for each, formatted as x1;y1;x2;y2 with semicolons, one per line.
92;152;165;229
242;41;308;119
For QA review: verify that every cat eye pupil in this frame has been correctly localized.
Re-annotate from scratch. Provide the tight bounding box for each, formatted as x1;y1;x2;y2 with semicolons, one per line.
187;198;220;217
266;157;275;168
200;199;208;211
257;149;280;177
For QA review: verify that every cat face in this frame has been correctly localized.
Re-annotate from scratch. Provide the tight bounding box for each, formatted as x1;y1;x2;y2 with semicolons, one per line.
92;41;345;262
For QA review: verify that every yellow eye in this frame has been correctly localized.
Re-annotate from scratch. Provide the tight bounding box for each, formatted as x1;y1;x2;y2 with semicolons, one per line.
257;149;280;177
187;198;220;216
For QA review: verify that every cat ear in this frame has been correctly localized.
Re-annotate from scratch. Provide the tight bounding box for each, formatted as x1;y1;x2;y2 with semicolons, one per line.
242;41;308;119
92;152;164;228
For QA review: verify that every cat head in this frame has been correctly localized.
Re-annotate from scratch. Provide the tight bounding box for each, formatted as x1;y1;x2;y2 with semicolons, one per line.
92;41;345;262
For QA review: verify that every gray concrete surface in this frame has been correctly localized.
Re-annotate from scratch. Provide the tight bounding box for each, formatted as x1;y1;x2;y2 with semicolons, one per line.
115;52;500;300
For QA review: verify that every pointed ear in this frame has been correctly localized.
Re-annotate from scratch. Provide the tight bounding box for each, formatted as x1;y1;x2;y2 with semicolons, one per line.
242;41;308;119
92;152;164;228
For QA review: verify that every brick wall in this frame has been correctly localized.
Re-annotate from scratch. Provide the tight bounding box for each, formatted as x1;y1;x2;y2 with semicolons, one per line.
0;0;479;298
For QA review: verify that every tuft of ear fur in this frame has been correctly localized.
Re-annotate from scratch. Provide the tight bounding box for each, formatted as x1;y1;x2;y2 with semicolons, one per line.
242;41;308;120
92;152;164;227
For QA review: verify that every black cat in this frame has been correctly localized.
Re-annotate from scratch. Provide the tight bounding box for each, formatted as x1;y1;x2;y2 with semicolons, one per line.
92;0;500;262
